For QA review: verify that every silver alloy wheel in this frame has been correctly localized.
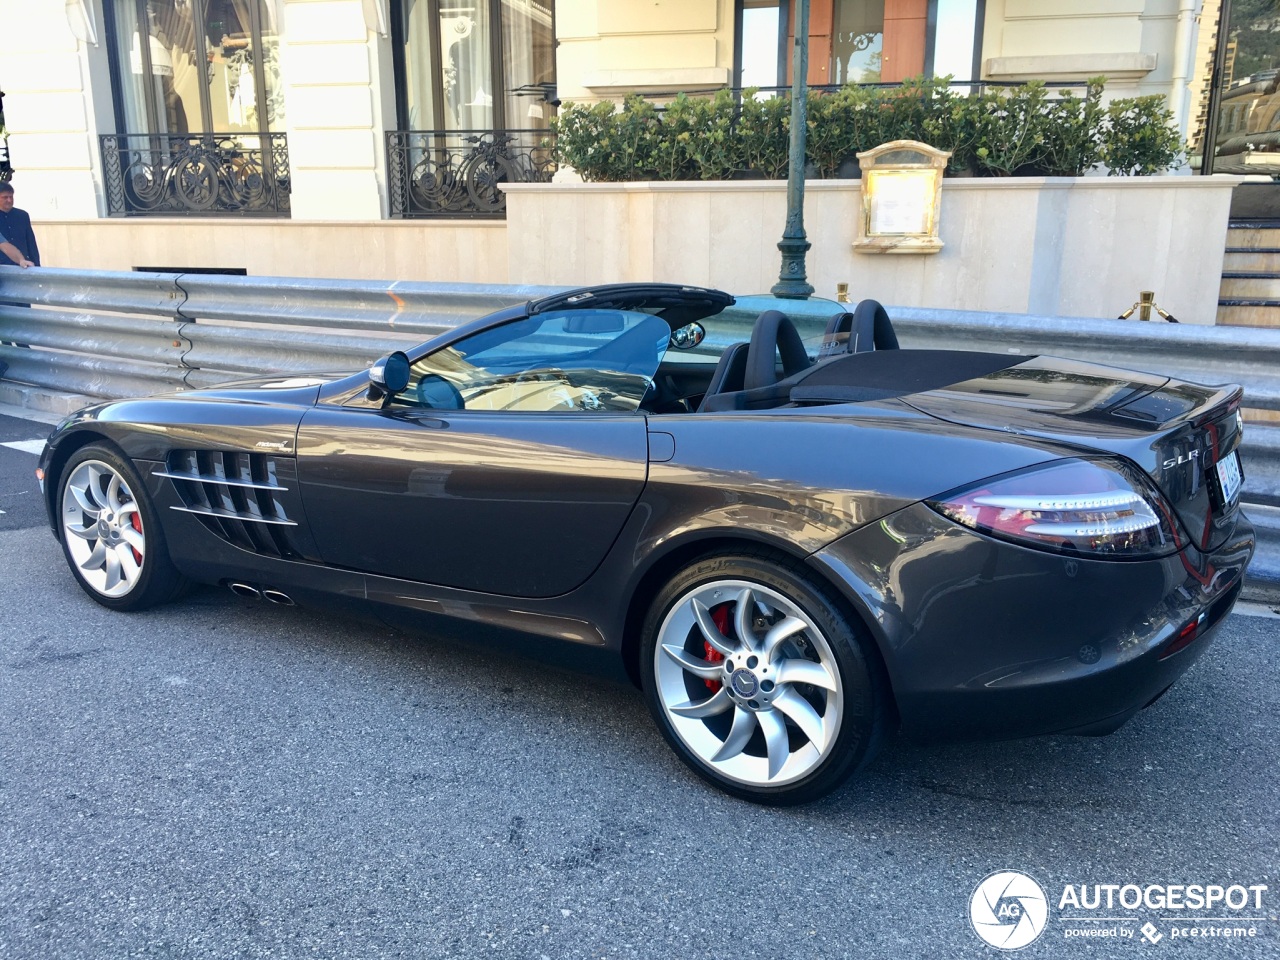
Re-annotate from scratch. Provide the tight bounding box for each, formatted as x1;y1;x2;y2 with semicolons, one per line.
654;579;844;788
61;459;146;599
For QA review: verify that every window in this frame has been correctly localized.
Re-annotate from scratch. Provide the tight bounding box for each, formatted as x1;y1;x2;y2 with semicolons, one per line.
106;0;285;135
736;0;934;88
739;1;784;91
390;310;672;413
834;0;886;85
100;1;291;216
394;0;556;132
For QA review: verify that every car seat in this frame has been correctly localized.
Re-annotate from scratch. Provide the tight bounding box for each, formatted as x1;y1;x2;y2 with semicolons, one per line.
700;310;812;412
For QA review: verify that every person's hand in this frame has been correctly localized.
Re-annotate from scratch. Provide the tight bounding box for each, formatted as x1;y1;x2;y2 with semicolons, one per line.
17;258;33;268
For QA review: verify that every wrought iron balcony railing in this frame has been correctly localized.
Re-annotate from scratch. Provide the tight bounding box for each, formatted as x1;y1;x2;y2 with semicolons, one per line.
387;129;556;219
100;133;291;217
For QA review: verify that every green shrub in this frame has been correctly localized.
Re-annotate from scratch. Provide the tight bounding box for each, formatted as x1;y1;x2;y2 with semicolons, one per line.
550;96;657;181
968;82;1052;176
650;90;740;180
1036;78;1106;176
1100;94;1183;176
551;76;1182;181
738;92;792;178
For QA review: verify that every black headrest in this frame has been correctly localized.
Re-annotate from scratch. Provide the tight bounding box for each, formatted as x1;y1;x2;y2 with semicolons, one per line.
697;342;750;412
850;299;899;351
746;310;810;391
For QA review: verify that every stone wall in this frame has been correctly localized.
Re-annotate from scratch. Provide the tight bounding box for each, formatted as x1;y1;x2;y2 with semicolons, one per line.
503;176;1244;324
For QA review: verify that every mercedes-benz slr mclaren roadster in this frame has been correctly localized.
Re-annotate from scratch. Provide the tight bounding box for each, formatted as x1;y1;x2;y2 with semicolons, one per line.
38;284;1254;804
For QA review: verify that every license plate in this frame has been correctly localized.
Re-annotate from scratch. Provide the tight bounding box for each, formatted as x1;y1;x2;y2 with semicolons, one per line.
1216;451;1243;504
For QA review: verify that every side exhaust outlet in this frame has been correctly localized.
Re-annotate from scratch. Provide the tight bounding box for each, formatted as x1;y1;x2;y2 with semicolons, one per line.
228;582;261;600
261;589;296;606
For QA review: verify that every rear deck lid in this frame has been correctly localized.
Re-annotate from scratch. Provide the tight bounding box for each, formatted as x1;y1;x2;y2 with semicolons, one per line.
900;356;1246;552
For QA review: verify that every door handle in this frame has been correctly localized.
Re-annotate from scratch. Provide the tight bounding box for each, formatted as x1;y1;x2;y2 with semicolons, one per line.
389;411;450;429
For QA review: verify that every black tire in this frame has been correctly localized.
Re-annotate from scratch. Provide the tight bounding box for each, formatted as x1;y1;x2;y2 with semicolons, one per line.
640;551;888;805
56;443;189;611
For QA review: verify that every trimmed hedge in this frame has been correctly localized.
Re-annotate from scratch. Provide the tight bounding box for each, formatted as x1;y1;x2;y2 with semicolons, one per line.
551;76;1182;182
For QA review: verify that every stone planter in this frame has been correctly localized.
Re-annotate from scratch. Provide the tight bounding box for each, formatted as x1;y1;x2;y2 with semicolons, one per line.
502;175;1252;324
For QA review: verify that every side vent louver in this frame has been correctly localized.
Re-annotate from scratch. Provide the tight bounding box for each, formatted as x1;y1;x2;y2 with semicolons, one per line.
159;450;298;558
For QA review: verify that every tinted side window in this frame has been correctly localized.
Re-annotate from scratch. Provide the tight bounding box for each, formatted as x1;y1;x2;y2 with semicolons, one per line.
394;310;671;413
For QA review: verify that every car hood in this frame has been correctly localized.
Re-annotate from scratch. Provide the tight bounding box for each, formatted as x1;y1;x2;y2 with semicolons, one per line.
901;355;1245;552
161;373;347;406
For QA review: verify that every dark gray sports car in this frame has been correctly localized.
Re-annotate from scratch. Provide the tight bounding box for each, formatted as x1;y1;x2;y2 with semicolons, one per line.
37;284;1254;804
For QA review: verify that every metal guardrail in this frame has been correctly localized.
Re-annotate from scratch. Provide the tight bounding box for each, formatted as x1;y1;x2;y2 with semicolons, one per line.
887;307;1280;413
0;267;561;398
1;268;1278;599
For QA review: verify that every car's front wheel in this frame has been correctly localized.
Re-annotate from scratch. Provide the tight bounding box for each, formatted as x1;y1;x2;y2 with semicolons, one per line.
641;552;888;805
57;444;188;611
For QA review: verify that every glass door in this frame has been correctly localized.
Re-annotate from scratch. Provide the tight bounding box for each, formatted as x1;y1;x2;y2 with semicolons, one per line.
1191;0;1280;178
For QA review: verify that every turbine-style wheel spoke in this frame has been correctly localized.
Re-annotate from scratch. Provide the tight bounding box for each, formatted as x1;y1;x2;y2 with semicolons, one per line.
115;544;142;582
773;686;829;752
756;708;790;780
734;588;758;650
86;464;109;497
692;599;736;656
669;687;733;718
105;473;126;512
776;657;838;692
102;544;122;591
68;483;100;519
711;707;757;763
121;527;145;553
760;616;808;660
65;523;99;541
84;541;108;570
661;642;722;680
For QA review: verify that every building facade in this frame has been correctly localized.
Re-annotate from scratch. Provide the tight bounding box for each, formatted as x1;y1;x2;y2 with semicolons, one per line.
0;1;1275;292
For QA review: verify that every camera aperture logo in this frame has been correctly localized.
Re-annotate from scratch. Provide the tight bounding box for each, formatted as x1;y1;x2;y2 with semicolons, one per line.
970;871;1050;950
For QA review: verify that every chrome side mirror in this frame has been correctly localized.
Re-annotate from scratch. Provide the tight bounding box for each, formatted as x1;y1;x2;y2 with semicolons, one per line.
669;322;706;350
367;351;410;402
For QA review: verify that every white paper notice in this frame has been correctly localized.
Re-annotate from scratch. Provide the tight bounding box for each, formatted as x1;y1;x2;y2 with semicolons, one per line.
867;172;930;236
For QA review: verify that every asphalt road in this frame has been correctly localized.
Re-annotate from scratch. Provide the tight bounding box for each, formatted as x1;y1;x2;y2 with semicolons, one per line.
1;409;1278;960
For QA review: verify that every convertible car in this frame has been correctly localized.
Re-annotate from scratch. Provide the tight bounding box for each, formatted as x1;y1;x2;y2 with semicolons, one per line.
37;283;1254;804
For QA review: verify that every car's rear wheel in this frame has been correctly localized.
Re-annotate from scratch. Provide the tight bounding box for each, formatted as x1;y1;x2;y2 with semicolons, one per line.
641;552;887;805
57;444;187;611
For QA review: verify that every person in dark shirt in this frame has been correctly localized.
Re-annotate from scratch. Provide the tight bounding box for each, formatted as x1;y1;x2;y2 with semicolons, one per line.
0;181;39;267
0;181;35;356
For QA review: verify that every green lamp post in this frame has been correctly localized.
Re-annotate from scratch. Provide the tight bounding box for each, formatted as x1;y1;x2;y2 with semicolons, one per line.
771;0;814;299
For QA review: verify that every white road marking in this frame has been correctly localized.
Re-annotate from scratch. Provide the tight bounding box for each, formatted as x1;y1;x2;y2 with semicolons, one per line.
0;439;45;455
1234;601;1280;620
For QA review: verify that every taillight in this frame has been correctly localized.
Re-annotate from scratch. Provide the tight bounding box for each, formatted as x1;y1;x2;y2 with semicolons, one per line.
927;458;1179;559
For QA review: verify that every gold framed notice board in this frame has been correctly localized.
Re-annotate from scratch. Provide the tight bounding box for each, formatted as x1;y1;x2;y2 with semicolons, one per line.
854;140;950;255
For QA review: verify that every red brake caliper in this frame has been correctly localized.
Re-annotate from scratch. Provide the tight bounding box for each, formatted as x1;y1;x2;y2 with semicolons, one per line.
129;511;143;564
704;603;732;692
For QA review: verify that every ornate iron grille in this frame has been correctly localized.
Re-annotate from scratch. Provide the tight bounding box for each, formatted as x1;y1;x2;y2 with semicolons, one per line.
387;130;556;219
100;133;291;217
